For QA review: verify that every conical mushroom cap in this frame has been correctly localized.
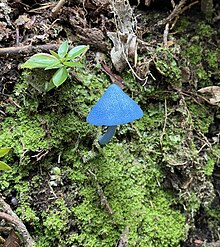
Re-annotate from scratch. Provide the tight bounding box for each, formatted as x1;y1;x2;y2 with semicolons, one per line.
87;84;143;126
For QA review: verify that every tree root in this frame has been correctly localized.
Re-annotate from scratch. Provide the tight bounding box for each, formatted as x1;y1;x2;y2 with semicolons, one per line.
0;197;35;247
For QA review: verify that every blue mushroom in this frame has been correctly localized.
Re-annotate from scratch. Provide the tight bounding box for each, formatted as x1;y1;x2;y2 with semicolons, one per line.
87;84;143;145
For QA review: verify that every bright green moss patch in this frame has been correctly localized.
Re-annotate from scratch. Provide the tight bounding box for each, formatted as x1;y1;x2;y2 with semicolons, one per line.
65;143;185;247
0;113;48;156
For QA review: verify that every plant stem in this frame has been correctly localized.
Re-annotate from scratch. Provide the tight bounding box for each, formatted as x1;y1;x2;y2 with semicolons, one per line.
99;125;117;145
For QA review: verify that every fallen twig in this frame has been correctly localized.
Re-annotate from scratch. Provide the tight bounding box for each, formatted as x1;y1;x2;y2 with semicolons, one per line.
28;2;55;13
0;44;60;57
160;98;168;148
163;23;170;48
51;0;66;18
88;169;113;215
101;63;125;89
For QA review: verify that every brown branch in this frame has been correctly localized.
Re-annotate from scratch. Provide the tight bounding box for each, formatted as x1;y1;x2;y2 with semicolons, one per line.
0;197;35;247
0;44;60;57
0;212;20;225
157;0;199;28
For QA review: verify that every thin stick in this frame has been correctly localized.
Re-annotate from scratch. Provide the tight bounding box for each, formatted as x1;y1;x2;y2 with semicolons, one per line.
0;44;60;57
88;170;113;215
163;23;169;48
51;0;66;18
157;0;199;29
160;98;168;148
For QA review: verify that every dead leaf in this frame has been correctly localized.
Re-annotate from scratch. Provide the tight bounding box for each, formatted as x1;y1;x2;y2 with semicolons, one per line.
14;14;31;27
198;86;220;106
0;22;11;41
101;63;125;88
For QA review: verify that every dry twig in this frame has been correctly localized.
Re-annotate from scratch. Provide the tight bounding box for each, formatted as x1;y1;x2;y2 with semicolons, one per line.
88;169;113;215
51;0;66;18
163;23;170;48
160;98;168;148
157;0;199;29
0;44;60;57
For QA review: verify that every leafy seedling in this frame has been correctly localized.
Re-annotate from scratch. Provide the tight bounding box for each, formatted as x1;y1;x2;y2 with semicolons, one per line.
21;41;89;90
0;147;11;171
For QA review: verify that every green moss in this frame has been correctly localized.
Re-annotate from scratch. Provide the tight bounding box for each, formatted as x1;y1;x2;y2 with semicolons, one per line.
203;156;215;176
67;143;185;247
207;51;218;69
155;48;182;87
176;17;190;33
187;102;213;133
176;18;219;87
184;44;203;65
0;112;49;157
197;23;214;39
16;204;39;224
36;198;71;247
204;205;220;240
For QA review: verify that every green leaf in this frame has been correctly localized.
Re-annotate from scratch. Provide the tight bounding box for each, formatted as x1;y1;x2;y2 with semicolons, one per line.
63;61;84;68
21;53;60;69
45;61;62;70
52;67;68;87
0;161;11;171
45;80;56;92
50;50;60;59
58;41;68;58
66;45;89;60
0;148;10;157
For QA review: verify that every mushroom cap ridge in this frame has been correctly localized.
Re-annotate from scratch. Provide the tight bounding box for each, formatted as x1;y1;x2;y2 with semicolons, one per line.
87;84;143;126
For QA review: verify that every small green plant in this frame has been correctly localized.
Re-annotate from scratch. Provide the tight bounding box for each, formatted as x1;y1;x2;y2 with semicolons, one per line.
21;41;89;90
0;147;11;171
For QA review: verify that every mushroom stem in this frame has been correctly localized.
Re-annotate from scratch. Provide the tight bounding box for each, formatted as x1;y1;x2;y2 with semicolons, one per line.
99;125;117;145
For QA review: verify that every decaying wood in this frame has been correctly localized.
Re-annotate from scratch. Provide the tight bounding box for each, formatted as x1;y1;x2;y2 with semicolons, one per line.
163;23;170;48
107;0;137;72
0;197;35;247
68;6;107;52
75;27;107;52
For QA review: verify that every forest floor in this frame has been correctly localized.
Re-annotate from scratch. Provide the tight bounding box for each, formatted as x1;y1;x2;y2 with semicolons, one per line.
0;0;220;247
